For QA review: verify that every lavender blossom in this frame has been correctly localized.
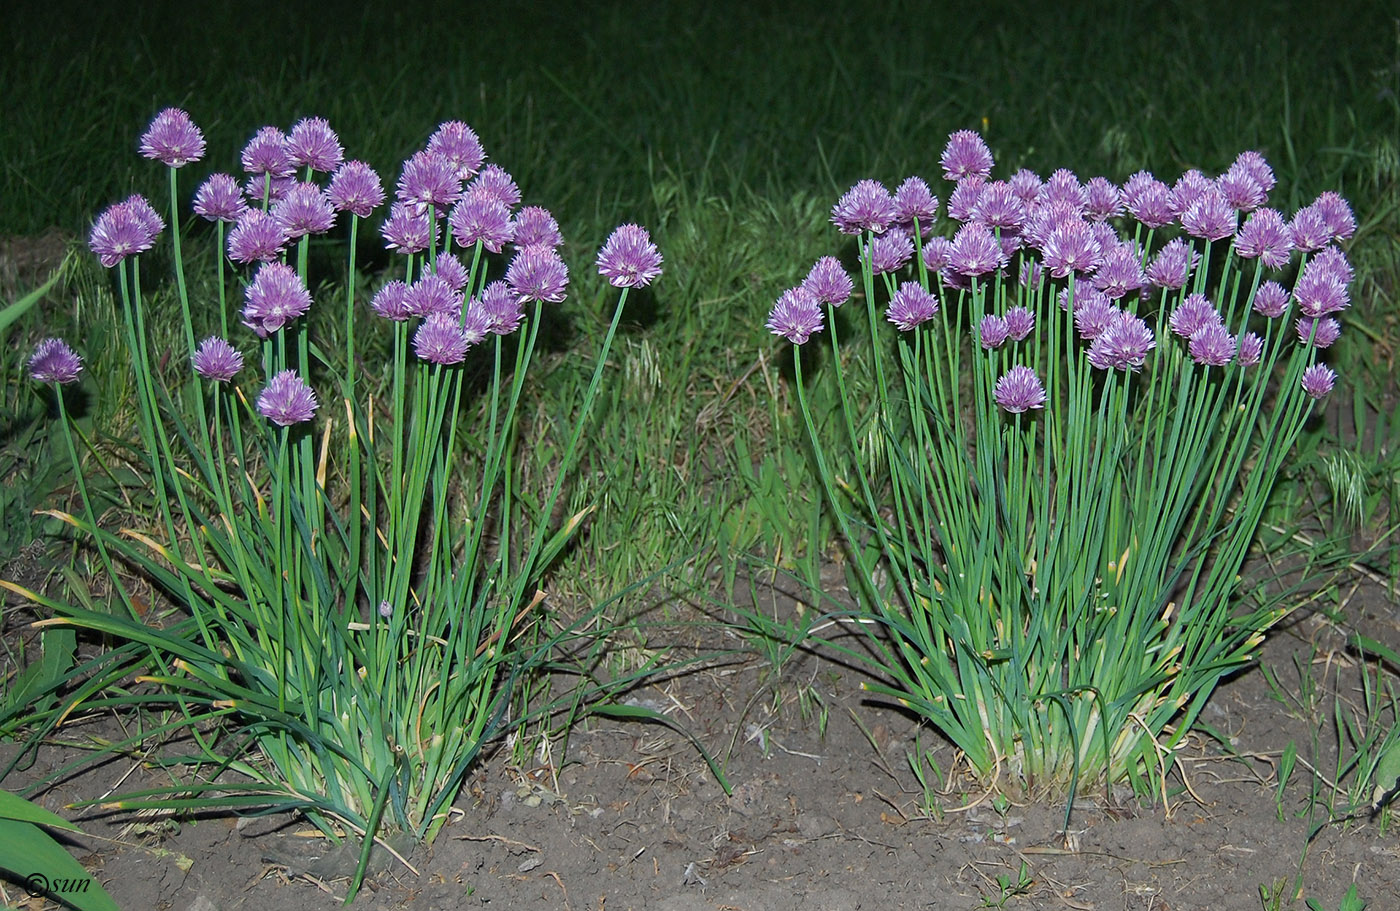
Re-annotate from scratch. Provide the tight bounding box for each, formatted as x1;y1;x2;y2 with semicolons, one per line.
950;223;1001;277
1309;247;1355;286
435;254;469;292
139;107;206;167
227;210;288;264
512;206;563;251
945;178;984;223
1296;316;1342;348
1145;237;1196;290
1073;293;1118;340
371;280;412;321
466;164;521;209
979;314;1010;349
1300;364;1336;400
1180;187;1237;240
831;179;895;235
767;288;823;344
802;256;853;307
1237;332;1264;366
1122;171;1174;228
507;247;571;302
921;236;954;272
405;273;462;318
327;161;386;217
272;181;336;239
1041;169;1087;211
241;126;293;178
256;370;318;425
1083;176;1123;221
1040;219;1102;277
1311;191;1356;241
414;312;473;365
448;195;514;253
993;365;1046;414
286;117;343;173
1233;208;1293;268
1091;242;1146;299
244;174;294;207
1217;161;1266;212
241;262;312;337
477;280;525;335
973;181;1027;231
1009;168;1043;203
1004;305;1035;341
1169;293;1223;339
1288;205;1331;253
885;282;939;331
866;229;914;275
1168;170;1213;219
1188;323;1235;366
396;150;462;215
1293;268;1350;317
381;201;437;255
940;130;994;181
89;196;163;267
1233;151;1276;193
1086;312;1155;371
191;337;244;382
428;121;486;181
596;223;663;288
892;176;939;232
194;173;248;223
28;338;82;385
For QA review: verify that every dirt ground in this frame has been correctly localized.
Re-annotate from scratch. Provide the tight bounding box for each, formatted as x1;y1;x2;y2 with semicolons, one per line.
2;560;1398;911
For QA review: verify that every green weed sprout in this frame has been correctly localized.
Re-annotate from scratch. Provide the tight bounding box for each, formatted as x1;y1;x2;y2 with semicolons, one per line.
768;130;1355;809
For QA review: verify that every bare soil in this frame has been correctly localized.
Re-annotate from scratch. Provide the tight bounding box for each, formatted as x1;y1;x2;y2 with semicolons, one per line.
3;562;1399;911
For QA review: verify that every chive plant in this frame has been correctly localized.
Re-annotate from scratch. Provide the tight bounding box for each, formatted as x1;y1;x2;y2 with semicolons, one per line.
17;108;662;900
770;130;1355;805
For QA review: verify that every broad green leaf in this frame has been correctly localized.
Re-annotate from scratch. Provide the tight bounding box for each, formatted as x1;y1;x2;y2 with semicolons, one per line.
0;815;121;911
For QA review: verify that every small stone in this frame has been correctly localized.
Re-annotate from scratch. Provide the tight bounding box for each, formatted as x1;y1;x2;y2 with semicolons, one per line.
796;813;837;839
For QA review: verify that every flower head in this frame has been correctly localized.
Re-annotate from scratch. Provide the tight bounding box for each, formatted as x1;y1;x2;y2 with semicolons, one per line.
973;181;1028;230
1288;205;1331;253
396;150;462;215
767;287;823;344
191;337;244;382
466;164;521;209
1169;293;1223;339
1145;237;1196;290
512;206;563;251
1237;332;1264;366
371;280;412;321
227;210;288;264
1086;312;1155;371
1040;219;1102;277
945;178;985;223
1091;242;1145;299
414;312;473;365
1180;187;1237;240
381;201;437;255
477;280;526;335
1122;171;1174;227
327;161;386;217
831;179;895;235
866;229;914;275
448;195;514;253
272;181;336;239
256;370;318;425
241;126;293;178
1300;363;1336;400
89;196;163;267
993;365;1046;413
1311;191;1356;242
940;130;994;181
435;254;469;292
139;107;205;167
194;173;248;223
507;247;570;303
286;116;343;173
596;223;663;288
243;174;294;207
1296;316;1342;348
801;256;853;307
979;314;1009;349
29;338;82;384
1217;161;1266;212
405;273;462;318
1188;323;1235;366
885;282;939;331
1004;305;1035;341
1073;292;1118;340
428;121;486;181
892;176;939;232
950;222;1002;277
1169;169;1213;219
1233;151;1276;193
1084;176;1123;221
241;262;312;337
1252;280;1290;318
1293;267;1349;317
1009;168;1043;203
1233;208;1293;268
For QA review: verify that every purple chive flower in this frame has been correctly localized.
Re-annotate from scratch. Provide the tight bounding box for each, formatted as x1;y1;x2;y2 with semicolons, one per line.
286;116;343;173
194;173;248;223
922;236;954;272
1300;363;1336;400
1004;305;1035;341
272;181;336;239
1001;171;1039;208
241;126;293;178
139;107;205;167
767;287;824;344
1169;169;1213;219
1084;177;1123;221
1145;238;1197;290
1188;323;1235;366
1040;219;1102;277
979;314;1010;349
381;201;437;255
1091;242;1146;299
993;365;1047;413
831;179;896;235
243;174;294;207
435;254;469;292
1021;199;1079;251
241;262;312;337
405;273;462;317
89;197;163;267
1233;208;1293;268
28;338;82;385
1122;171;1174;228
256;370;318;426
1169;293;1223;339
1086;312;1156;371
802;256;853;306
1296;316;1342;348
227;209;288;264
1233;151;1276;193
1180;187;1237;240
945;177;985;223
1217;161;1266;212
414;312;473;365
893;176;939;232
327;161;386;217
973;181;1028;230
507;247;571;303
866;229;914;275
1237;332;1264;366
1311;191;1356;241
396;150;462;215
950;222;1002;277
1252;281;1290;318
1293;268;1350;317
512;206;563;251
191;336;244;382
596;223;664;288
1041;169;1087;211
1288;205;1331;253
371;280;412;321
428;121;487;181
940;130;994;181
1309;247;1354;286
477;280;525;335
460;300;491;346
885;282;939;331
1073;293;1118;340
448;195;514;253
466;164;521;209
1018;260;1043;289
